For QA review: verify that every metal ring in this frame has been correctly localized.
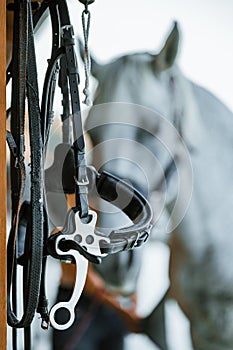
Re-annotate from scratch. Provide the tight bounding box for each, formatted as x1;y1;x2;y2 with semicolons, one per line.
49;302;75;331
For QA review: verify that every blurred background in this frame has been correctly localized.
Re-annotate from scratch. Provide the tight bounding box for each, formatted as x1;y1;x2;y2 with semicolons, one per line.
6;0;233;349
72;0;233;111
34;0;233;111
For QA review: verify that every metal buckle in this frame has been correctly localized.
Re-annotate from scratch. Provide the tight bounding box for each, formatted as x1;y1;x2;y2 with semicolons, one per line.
60;25;74;38
74;175;89;186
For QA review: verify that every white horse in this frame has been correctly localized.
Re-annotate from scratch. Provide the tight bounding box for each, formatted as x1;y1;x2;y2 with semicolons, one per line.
84;22;233;350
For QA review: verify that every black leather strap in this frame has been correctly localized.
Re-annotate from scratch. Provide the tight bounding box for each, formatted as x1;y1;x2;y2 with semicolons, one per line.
61;23;89;217
7;5;50;350
94;170;152;254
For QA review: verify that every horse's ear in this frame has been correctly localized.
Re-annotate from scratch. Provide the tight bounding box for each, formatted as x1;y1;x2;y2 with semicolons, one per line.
78;38;103;79
155;21;180;71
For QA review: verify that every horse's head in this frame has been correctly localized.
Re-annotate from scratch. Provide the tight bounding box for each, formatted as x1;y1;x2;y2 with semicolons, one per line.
90;22;179;112
84;22;194;231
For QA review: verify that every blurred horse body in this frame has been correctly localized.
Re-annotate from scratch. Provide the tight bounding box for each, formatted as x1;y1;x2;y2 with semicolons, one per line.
85;23;233;350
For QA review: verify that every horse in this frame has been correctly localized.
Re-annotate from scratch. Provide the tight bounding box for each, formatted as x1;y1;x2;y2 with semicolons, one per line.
84;22;233;350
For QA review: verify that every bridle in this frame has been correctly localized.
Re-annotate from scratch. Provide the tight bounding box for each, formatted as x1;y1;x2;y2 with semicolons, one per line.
6;1;152;348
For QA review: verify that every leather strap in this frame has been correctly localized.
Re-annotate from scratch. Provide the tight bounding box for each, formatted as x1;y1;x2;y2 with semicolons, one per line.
94;169;152;254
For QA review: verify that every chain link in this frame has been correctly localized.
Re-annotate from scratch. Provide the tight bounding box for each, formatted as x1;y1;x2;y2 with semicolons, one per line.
81;8;92;106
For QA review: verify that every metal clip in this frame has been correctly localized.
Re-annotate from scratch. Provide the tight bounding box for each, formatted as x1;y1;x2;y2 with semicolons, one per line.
62;210;109;257
49;210;109;330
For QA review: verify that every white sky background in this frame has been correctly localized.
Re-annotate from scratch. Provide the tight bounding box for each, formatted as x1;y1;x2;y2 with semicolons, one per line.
67;0;233;112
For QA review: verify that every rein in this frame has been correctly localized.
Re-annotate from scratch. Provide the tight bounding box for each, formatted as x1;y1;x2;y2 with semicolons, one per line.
6;1;153;349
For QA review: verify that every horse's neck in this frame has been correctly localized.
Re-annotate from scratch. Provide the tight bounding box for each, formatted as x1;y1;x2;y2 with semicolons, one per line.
191;82;233;146
187;79;233;182
174;78;233;262
174;64;233;148
169;67;206;149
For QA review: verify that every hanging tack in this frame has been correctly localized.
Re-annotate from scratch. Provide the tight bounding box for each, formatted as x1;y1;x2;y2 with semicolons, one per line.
80;1;93;106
